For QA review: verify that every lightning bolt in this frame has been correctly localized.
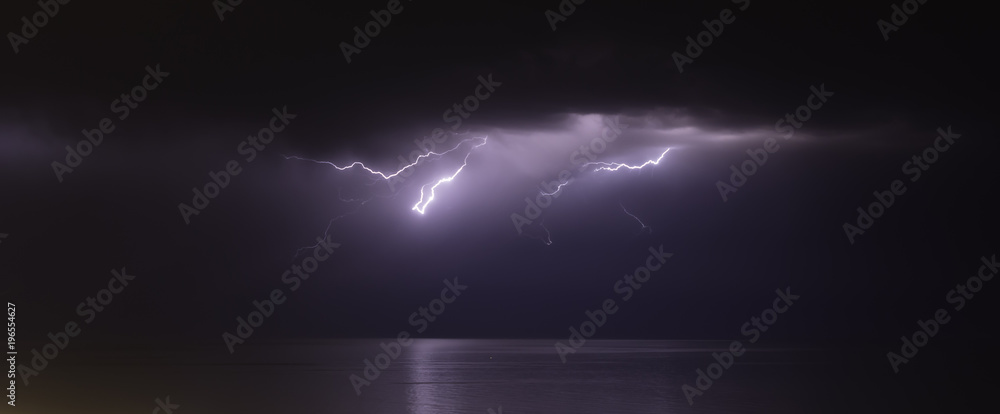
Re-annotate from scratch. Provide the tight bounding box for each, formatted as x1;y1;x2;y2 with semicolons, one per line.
540;221;552;245
538;148;671;199
336;187;371;204
585;148;671;172
539;180;573;197
525;148;670;245
283;136;486;182
285;136;488;215
412;137;488;214
620;203;651;234
293;196;371;259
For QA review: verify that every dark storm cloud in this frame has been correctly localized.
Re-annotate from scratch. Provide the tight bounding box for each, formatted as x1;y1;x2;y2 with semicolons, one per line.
1;0;996;347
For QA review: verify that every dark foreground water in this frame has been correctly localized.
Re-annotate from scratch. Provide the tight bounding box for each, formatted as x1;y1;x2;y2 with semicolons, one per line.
16;339;992;413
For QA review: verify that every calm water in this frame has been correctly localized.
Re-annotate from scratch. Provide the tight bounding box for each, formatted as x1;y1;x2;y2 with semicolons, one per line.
17;339;947;413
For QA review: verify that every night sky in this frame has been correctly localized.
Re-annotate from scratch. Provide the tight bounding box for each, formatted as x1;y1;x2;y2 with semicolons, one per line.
2;0;998;407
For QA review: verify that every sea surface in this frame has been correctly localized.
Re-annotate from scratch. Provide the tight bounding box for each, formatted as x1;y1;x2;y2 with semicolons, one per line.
15;339;975;413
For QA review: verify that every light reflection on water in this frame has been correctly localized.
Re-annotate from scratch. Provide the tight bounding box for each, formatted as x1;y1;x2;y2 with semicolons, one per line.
24;339;833;414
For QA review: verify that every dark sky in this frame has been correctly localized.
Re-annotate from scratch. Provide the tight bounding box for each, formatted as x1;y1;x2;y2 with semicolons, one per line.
2;0;997;354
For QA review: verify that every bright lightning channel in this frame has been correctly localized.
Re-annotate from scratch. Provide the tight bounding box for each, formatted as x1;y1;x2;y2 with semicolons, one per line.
539;180;572;197
585;148;671;172
412;137;488;214
283;136;486;181
538;148;671;199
